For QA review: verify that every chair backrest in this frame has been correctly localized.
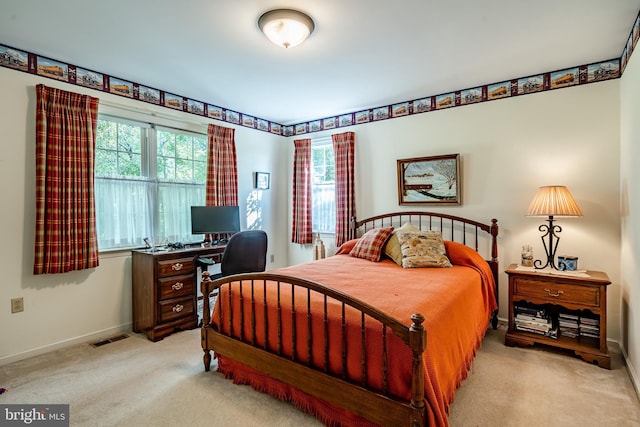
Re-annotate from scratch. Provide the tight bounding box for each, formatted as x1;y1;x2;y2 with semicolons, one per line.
220;230;268;277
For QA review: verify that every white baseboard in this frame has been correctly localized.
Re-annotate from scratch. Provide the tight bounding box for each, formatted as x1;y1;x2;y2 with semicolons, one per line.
0;323;132;367
620;343;640;401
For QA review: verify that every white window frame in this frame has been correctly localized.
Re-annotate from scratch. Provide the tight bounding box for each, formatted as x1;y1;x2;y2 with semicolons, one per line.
95;114;207;251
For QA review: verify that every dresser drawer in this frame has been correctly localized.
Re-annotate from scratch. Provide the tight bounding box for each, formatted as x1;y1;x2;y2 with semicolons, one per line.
157;257;194;278
513;278;600;307
158;296;194;323
158;274;194;300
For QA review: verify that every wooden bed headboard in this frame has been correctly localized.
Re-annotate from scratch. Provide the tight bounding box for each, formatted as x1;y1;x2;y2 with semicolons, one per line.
350;211;499;327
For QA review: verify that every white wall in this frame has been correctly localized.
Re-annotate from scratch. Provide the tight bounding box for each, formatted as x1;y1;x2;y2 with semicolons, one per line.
0;64;626;366
0;67;289;364
620;49;640;389
288;80;622;342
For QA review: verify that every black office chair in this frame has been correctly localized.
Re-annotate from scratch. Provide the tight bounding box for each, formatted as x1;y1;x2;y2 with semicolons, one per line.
199;230;268;280
197;230;268;326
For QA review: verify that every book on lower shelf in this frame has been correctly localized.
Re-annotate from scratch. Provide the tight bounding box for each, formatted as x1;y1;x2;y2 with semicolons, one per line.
557;312;600;339
579;314;600;339
513;304;600;340
558;312;579;338
514;304;556;338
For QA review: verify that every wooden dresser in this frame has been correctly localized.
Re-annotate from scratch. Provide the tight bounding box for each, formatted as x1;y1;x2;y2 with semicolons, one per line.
505;264;611;368
132;244;226;341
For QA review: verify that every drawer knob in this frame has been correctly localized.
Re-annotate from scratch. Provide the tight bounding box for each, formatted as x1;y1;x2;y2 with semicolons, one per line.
172;304;184;313
171;282;184;291
171;262;183;271
544;288;564;297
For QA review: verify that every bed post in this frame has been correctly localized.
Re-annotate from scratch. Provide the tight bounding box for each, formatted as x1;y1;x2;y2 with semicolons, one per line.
490;218;499;329
490;219;499;264
348;216;358;240
201;271;212;371
409;313;426;427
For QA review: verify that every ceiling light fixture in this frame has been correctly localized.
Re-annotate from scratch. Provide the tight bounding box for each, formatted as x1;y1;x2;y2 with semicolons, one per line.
258;9;315;49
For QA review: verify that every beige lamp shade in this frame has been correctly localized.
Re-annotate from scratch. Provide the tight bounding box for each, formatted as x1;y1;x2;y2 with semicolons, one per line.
527;186;583;217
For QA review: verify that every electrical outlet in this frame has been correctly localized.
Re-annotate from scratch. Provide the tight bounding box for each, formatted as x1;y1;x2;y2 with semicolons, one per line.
270;254;275;263
11;297;24;314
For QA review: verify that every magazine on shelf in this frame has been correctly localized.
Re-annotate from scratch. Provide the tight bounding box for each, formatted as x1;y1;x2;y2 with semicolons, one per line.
514;304;546;318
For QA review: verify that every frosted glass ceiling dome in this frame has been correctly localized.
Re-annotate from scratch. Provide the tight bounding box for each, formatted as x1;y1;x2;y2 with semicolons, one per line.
258;9;315;49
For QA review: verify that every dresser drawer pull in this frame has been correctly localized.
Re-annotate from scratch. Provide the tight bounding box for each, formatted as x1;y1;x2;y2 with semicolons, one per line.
171;282;184;291
171;262;184;271
544;288;564;297
172;304;184;313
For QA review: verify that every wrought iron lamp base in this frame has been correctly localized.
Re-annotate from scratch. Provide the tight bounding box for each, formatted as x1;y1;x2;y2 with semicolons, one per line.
533;215;566;270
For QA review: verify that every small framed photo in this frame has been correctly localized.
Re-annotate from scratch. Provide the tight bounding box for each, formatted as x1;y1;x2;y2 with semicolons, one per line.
255;172;270;190
397;153;461;205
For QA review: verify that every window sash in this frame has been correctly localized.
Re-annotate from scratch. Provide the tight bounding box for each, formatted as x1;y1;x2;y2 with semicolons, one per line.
155;125;208;184
311;137;335;234
312;183;335;233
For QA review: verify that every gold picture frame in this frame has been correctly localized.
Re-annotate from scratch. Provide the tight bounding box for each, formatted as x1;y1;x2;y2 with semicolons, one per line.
397;154;461;205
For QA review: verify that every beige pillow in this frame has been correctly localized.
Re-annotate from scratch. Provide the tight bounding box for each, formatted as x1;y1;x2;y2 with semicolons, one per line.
384;222;419;265
396;230;452;268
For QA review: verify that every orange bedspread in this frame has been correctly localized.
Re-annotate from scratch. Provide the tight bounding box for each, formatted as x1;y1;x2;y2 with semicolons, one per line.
211;241;497;426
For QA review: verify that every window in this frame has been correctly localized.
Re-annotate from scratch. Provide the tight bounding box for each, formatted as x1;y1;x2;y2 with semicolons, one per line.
95;116;207;250
311;138;335;233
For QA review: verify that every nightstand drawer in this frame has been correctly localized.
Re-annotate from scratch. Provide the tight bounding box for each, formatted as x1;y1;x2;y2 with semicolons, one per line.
157;257;195;278
158;274;194;300
513;278;600;307
158;296;194;322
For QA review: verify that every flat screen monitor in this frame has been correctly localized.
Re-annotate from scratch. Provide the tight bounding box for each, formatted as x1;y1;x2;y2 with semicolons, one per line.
190;206;240;235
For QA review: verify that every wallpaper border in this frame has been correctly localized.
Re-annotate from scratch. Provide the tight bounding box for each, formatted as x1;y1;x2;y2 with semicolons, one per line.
0;10;638;136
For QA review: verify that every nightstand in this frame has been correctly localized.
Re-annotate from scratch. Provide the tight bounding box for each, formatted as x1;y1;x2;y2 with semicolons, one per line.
505;264;611;369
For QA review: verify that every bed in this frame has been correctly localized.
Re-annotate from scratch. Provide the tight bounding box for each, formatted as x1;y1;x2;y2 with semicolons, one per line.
200;211;499;427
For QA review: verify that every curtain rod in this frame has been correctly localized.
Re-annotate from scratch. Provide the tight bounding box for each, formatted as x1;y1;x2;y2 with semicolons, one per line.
98;98;211;127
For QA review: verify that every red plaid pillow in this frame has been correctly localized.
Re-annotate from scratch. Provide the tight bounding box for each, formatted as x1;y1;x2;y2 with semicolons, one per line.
349;227;395;262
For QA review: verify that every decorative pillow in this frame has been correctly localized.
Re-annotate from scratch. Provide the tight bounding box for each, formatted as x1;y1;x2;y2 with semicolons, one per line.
384;222;420;266
349;227;395;262
397;230;452;268
335;238;359;255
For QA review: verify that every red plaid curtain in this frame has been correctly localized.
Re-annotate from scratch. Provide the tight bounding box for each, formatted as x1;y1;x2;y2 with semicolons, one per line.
291;139;312;244
332;132;356;247
206;124;238;206
34;84;100;274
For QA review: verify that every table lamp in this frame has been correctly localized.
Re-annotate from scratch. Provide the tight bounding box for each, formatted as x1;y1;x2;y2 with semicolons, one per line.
527;185;583;270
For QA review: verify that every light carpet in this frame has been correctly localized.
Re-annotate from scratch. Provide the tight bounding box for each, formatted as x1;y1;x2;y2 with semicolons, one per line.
1;324;639;426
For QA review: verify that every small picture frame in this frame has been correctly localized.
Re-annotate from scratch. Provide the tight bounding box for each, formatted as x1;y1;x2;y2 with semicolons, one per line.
255;172;270;190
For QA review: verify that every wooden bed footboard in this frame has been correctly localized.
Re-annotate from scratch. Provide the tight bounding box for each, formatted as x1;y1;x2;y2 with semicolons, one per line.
201;272;428;427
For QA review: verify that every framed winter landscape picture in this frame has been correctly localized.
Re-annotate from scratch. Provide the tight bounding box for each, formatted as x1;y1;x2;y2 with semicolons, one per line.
397;154;461;205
